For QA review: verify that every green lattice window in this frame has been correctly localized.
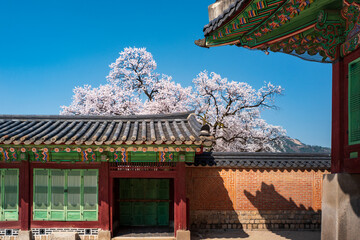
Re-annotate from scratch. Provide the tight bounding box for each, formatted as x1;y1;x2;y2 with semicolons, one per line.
0;169;19;221
33;169;98;221
349;58;360;145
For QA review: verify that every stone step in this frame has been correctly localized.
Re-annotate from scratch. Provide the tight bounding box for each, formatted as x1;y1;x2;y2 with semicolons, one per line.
50;232;79;240
112;237;175;240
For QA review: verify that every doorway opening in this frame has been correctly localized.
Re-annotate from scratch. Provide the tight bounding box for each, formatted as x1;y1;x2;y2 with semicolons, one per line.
112;178;174;237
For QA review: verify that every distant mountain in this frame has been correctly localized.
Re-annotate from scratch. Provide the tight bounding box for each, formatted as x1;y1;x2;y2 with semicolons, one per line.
277;136;331;153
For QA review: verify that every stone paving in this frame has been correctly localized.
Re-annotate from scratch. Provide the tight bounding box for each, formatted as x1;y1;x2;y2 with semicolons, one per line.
191;229;321;240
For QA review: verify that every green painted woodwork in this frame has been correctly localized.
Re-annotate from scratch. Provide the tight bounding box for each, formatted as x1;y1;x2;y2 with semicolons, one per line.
340;2;360;57
243;0;342;46
33;169;98;221
349;57;360;145
118;179;169;226
0;150;22;162
0;169;19;221
207;0;341;46
130;152;157;162
204;0;344;61
0;144;198;163
350;151;358;158
206;0;283;45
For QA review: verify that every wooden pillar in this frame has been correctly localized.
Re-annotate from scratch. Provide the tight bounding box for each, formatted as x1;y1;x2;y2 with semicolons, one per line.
20;160;30;230
174;162;187;234
109;177;114;235
332;57;345;173
99;162;110;230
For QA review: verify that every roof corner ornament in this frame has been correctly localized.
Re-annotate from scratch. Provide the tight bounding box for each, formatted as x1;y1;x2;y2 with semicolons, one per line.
194;38;209;48
200;125;211;136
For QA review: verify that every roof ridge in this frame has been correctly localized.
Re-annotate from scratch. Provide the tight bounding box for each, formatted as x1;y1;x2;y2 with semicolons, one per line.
0;111;196;121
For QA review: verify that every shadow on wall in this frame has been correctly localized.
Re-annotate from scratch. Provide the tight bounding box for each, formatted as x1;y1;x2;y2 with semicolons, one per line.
188;168;249;238
188;168;322;239
244;182;320;238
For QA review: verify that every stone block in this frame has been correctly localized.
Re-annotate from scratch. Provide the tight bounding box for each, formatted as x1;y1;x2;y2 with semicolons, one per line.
322;173;360;240
50;232;79;240
18;230;31;240
98;231;110;240
176;230;190;240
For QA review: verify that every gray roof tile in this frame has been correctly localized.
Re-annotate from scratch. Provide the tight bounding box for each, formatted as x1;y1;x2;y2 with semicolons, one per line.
0;112;213;146
191;152;331;169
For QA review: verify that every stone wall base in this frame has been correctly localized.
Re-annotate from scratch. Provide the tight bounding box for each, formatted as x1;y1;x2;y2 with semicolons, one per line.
321;173;360;240
190;210;321;230
176;230;190;240
18;231;31;240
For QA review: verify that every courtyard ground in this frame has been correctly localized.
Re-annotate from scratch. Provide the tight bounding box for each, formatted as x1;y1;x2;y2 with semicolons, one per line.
191;229;321;240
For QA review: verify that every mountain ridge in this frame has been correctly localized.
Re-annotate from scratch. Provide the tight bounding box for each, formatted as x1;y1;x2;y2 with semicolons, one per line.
278;136;331;153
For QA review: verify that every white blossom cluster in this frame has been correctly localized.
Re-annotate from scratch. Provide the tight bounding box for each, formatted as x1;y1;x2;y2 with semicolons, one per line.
193;71;285;152
61;47;285;152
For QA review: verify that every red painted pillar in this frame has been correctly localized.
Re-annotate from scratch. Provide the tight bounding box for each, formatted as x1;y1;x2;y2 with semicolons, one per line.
99;162;110;230
109;177;114;235
174;162;187;234
20;160;30;230
332;57;345;173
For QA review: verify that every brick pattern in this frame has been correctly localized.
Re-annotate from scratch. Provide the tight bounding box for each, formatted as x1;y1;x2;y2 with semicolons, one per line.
190;210;321;230
186;167;329;229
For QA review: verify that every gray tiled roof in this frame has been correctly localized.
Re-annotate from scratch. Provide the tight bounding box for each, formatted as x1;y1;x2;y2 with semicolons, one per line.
192;152;331;169
203;0;247;36
0;112;213;146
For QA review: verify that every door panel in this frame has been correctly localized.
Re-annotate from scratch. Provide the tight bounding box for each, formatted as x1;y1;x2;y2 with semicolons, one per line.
157;202;169;226
132;202;144;225
117;179;170;226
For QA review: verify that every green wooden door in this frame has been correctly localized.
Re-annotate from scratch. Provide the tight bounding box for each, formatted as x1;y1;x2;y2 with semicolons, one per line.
118;179;169;226
1;169;19;221
158;179;170;226
33;169;98;221
349;58;360;145
67;170;81;221
83;170;98;220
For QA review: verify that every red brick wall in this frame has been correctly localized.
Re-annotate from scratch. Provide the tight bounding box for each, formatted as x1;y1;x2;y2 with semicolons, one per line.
186;167;329;230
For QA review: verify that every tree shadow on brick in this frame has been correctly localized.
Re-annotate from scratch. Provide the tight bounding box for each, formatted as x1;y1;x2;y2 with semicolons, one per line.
188;167;249;238
244;182;321;240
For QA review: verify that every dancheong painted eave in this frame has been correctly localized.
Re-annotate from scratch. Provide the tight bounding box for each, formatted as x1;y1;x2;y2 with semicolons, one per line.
195;0;346;63
0;111;213;147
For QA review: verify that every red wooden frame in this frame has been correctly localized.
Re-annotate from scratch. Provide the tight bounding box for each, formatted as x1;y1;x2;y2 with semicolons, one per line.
332;47;360;173
1;160;188;233
109;162;187;237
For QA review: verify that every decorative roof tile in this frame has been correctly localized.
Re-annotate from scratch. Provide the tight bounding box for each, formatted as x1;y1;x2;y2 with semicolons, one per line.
191;152;331;169
0;112;213;146
203;0;247;36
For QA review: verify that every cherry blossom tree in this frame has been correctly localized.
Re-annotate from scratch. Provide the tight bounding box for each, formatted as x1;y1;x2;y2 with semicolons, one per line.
193;71;285;152
60;84;142;115
107;47;159;100
61;47;193;115
61;47;285;152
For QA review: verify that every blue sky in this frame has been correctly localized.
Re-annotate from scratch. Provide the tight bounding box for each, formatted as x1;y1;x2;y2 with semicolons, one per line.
0;0;332;147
